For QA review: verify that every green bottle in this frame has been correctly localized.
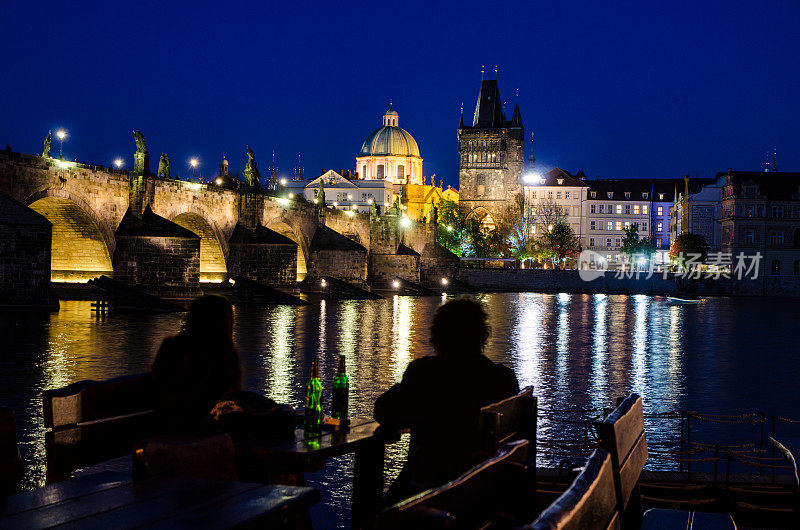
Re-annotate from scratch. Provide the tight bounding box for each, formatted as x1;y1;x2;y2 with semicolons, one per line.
304;357;323;430
331;355;349;420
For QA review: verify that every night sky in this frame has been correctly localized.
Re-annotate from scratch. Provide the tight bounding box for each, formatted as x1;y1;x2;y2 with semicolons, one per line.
2;1;798;188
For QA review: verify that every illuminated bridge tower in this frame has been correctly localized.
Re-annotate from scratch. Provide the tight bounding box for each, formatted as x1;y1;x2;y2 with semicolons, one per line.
458;79;524;229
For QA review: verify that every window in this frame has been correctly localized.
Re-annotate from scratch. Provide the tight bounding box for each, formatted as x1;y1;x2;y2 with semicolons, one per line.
634;205;640;215
642;205;648;215
657;238;663;248
565;191;570;199
615;204;622;214
771;260;781;275
642;222;648;231
770;232;784;247
590;237;595;246
477;184;485;196
531;191;536;199
657;206;663;216
625;192;631;199
362;165;366;178
556;192;562;199
624;221;631;229
607;221;613;230
659;193;664;200
590;220;596;230
598;204;604;214
548;191;554;199
376;164;384;179
772;206;784;218
643;193;649;199
615;221;622;230
606;238;612;246
657;222;663;232
615;238;621;247
590;204;596;214
745;206;754;217
744;230;754;245
591;191;597;198
397;165;405;180
607;192;614;199
625;205;631;214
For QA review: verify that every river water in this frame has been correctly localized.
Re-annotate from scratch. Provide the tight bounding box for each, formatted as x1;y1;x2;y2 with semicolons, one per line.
2;293;800;527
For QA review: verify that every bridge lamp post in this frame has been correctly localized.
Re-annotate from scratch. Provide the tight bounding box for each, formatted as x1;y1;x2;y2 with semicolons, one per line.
113;158;124;169
56;130;67;159
280;178;287;187
190;158;199;181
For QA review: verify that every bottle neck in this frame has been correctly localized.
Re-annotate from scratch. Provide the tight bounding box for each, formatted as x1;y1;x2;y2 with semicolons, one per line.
311;360;319;379
337;356;346;374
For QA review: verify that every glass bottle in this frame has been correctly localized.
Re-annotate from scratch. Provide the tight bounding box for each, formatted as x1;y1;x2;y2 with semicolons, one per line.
331;355;349;420
304;357;323;430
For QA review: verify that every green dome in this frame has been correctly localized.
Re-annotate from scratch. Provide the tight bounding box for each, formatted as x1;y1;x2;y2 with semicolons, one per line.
359;125;420;158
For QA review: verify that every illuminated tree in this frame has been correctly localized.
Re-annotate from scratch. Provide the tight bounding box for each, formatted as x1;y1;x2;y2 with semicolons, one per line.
670;232;709;268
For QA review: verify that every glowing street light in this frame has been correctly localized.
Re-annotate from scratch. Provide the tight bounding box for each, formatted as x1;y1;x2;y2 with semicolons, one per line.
392;279;400;289
446;225;453;232
367;198;374;205
351;204;358;210
548;224;554;232
288;193;295;199
347;194;352;200
333;201;338;207
190;158;199;181
56;129;67;159
441;277;449;286
215;177;223;186
321;278;327;288
113;158;124;169
280;178;287;186
401;217;412;228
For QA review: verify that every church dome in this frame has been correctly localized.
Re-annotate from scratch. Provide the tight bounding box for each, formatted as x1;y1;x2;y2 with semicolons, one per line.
358;105;421;158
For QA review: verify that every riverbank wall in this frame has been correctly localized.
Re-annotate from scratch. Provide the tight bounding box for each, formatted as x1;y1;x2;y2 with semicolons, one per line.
456;268;800;297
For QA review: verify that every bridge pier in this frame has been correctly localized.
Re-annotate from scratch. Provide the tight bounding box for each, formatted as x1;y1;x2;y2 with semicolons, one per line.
227;224;298;289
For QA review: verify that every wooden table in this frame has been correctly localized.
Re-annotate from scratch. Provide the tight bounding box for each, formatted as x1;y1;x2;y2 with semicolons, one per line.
0;471;320;529
237;418;395;529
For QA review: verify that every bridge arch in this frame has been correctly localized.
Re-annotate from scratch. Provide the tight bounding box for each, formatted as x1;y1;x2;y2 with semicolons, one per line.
267;221;308;281
26;190;114;282
170;212;228;283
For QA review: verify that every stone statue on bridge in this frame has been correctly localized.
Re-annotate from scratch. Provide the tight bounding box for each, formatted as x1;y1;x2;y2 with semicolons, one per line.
42;131;51;158
133;130;147;154
243;146;261;188
158;153;170;178
316;179;325;206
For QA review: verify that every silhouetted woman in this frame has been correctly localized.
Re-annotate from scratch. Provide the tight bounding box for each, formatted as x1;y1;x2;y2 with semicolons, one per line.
152;295;242;433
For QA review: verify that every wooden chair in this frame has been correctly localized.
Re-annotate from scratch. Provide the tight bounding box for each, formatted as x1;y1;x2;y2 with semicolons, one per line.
523;449;619;530
594;394;648;528
42;373;157;482
0;407;23;495
374;439;532;529
597;395;736;529
477;386;537;464
133;433;237;482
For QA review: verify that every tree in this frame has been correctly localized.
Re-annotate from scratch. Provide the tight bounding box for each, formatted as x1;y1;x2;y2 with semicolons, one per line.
620;224;656;269
436;199;462;256
670;232;709;268
502;194;536;260
535;222;582;268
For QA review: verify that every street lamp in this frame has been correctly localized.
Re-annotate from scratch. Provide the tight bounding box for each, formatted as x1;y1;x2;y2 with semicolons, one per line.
113;158;123;169
280;178;287;186
56;129;67;159
190;158;198;181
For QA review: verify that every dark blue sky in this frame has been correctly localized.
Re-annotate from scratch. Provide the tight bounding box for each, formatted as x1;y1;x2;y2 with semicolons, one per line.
2;1;798;188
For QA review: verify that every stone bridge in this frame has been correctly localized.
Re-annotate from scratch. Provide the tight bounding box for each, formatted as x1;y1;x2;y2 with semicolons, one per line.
0;151;451;292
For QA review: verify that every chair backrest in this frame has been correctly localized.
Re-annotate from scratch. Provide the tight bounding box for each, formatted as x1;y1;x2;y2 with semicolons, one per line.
134;433;237;482
528;449;619;530
594;394;648;516
42;373;156;482
0;407;23;495
375;439;531;529
478;386;536;459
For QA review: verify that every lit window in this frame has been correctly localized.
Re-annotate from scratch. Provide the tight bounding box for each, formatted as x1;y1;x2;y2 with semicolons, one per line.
633;205;640;215
624;221;631;229
615;204;622;214
556;192;562;199
607;221;613;230
657;206;663;216
657;222;663;232
565;191;570;199
642;205;648;215
615;221;622;230
659;193;664;200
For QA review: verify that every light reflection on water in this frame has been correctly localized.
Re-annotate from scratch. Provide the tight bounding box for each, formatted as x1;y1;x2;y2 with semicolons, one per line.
3;294;800;528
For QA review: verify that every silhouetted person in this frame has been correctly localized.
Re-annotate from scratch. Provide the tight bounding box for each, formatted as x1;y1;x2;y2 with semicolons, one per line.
152;295;243;433
374;298;519;501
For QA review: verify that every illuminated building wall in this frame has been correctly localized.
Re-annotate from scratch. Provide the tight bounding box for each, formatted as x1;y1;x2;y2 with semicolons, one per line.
171;213;227;283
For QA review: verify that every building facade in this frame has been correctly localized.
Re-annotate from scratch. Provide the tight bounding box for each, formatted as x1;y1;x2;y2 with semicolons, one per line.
356;105;423;185
522;168;588;244
719;170;800;278
670;175;724;252
284;170;396;214
585;180;653;267
458;79;525;228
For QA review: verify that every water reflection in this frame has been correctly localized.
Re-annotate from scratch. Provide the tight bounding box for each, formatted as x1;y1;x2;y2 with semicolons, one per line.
4;294;800;527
